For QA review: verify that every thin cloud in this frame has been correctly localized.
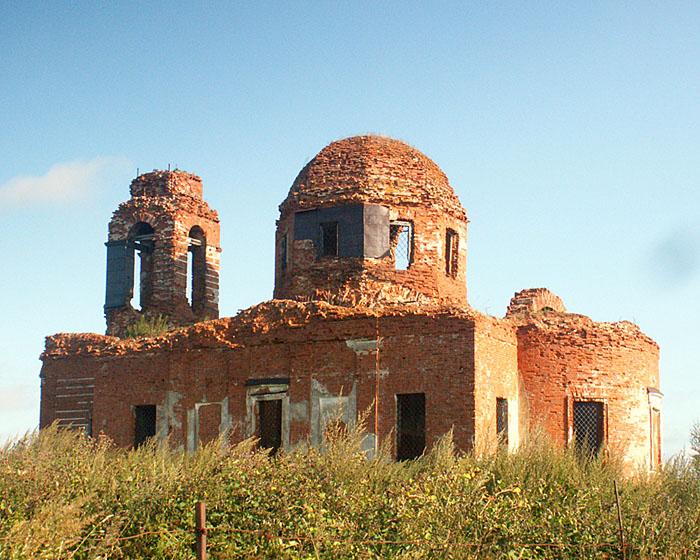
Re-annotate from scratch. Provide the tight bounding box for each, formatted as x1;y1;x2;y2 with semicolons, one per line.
650;228;700;286
0;157;124;208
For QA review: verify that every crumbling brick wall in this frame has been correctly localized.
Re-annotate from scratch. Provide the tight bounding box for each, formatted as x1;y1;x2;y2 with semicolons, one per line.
274;136;468;307
41;302;481;456
514;312;660;471
105;170;221;336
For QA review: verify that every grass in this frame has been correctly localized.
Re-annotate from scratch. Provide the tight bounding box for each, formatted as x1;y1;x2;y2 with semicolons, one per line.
123;314;172;338
1;424;698;559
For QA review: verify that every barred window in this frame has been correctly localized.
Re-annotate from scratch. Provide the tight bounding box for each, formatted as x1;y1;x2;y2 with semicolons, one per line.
320;222;338;257
496;398;508;445
390;221;413;270
396;393;425;460
134;405;156;448
258;399;283;455
573;400;604;455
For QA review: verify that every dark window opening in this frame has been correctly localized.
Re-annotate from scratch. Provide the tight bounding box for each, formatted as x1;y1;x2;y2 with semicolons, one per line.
496;398;508;446
390;221;413;270
573;401;604;456
320;222;338;257
187;226;206;312
445;229;459;278
258;399;283;455
280;233;288;271
396;393;426;460
128;222;155;311
134;405;156;448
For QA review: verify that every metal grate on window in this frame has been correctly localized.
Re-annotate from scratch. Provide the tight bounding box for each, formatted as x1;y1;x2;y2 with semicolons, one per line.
573;401;604;456
134;405;156;448
396;393;426;460
390;221;412;270
258;399;283;455
320;222;338;257
496;398;508;446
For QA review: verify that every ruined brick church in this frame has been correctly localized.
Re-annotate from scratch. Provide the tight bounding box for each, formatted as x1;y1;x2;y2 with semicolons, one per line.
39;135;663;472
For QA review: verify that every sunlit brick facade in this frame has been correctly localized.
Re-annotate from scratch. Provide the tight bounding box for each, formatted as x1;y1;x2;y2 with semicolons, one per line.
40;136;662;473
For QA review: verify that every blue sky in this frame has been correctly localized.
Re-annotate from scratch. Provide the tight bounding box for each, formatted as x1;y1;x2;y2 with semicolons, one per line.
1;2;698;456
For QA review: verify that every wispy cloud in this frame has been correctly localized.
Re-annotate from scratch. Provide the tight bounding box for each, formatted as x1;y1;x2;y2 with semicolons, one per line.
0;157;125;208
649;228;700;287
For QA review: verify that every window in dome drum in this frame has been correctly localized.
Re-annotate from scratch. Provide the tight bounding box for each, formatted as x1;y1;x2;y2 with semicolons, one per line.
320;222;338;257
496;398;508;446
446;229;459;277
280;233;288;271
573;400;604;456
390;221;413;270
134;405;156;448
396;393;425;460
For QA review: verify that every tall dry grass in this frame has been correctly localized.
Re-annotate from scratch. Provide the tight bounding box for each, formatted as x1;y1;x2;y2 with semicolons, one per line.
1;424;698;559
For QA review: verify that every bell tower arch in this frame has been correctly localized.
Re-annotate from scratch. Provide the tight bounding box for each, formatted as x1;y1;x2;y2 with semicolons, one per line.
104;170;221;336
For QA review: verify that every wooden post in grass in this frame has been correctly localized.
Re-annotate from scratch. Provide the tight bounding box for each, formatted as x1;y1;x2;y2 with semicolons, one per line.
195;501;207;560
613;481;626;560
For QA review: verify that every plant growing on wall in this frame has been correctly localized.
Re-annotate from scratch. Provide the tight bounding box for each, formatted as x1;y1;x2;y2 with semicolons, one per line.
124;314;172;338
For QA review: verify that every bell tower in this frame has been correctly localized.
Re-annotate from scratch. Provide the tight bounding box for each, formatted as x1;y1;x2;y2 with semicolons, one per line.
104;170;221;336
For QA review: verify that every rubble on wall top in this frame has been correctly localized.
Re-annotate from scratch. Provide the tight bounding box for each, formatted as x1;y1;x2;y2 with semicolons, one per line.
280;135;467;220
510;310;659;348
42;299;484;359
506;288;566;316
130;169;203;199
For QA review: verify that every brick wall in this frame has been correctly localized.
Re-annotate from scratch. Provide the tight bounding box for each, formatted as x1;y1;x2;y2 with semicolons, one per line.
41;302;480;456
515;313;660;471
105;170;221;336
274;136;468;307
41;298;661;472
472;314;522;452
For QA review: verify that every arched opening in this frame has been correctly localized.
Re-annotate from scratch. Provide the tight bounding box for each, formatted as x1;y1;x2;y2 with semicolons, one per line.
187;226;206;313
128;222;155;311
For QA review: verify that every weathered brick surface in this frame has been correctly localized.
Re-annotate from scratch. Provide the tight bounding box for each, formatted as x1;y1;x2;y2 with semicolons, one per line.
105;170;221;336
506;288;566;315
42;302;480;454
275;136;468;307
39;136;662;473
512;311;660;471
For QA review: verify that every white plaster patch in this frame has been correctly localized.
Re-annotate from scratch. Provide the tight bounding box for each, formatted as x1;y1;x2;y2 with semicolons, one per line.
345;338;382;355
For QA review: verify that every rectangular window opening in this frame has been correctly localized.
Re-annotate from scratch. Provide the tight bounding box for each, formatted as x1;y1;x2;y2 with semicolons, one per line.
573;400;604;456
390;221;413;270
446;229;459;277
280;233;288;271
134;405;156;448
320;222;339;257
258;399;283;455
396;393;426;461
496;398;508;446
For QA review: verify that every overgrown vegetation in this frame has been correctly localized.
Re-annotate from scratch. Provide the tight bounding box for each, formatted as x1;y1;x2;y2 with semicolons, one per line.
123;314;172;338
1;425;699;559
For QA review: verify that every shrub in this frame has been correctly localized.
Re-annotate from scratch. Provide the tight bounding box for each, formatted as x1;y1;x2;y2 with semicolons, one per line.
124;314;172;338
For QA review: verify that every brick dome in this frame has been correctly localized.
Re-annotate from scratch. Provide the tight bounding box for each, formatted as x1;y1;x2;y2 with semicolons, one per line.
280;135;466;220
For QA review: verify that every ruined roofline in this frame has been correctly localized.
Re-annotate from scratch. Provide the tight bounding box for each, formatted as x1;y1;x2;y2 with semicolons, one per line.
41;299;489;359
41;295;659;361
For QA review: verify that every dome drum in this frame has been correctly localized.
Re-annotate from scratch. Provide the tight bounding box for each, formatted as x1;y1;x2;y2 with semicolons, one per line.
274;135;469;306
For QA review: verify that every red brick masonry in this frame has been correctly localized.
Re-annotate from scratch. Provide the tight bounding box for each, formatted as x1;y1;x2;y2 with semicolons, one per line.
40;136;662;474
